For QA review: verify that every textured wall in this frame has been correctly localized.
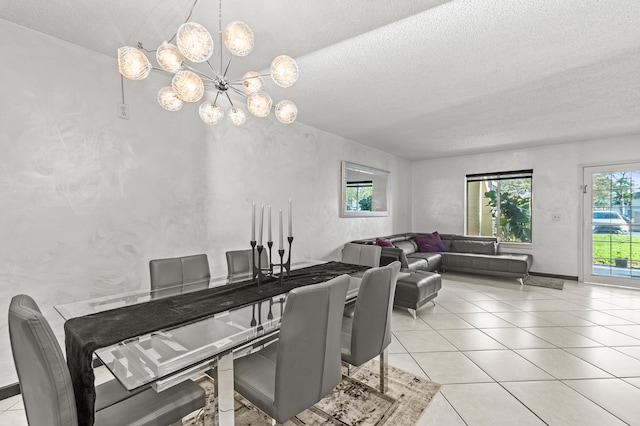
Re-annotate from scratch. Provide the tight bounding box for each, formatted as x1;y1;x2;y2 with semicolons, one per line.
411;135;640;277
0;20;412;388
202;118;412;275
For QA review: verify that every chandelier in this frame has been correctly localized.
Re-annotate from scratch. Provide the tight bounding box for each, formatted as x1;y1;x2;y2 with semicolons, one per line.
117;0;299;125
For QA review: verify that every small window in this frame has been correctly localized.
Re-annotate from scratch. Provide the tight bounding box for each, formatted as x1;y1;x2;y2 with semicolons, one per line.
466;170;533;243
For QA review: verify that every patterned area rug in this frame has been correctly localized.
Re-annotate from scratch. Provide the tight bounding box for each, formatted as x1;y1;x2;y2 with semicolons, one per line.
524;275;565;290
185;360;440;425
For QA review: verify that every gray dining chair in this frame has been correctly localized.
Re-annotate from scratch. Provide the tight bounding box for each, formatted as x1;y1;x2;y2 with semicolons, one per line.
180;254;211;291
341;242;381;267
341;261;401;393
8;294;206;426
341;242;381;317
233;274;351;424
149;253;210;297
225;249;269;283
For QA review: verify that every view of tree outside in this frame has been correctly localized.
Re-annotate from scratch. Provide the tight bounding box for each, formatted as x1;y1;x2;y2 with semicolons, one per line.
346;181;373;211
485;177;532;242
592;171;637;218
591;170;639;271
467;171;532;243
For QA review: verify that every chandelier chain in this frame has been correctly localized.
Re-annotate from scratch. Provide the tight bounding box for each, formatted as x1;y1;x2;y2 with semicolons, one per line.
167;0;200;44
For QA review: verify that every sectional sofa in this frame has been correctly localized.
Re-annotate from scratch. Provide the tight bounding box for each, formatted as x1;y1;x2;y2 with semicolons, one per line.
351;232;533;283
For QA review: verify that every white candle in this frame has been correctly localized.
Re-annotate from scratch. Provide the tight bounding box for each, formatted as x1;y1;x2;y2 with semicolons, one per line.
268;205;272;243
279;209;283;250
258;204;264;245
288;199;292;237
251;202;255;241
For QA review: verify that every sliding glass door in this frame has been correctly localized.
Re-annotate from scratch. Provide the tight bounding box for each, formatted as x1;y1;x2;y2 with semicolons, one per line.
583;163;640;287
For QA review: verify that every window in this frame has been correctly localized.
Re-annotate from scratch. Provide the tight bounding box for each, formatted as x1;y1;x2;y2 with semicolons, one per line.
466;170;532;243
346;180;373;211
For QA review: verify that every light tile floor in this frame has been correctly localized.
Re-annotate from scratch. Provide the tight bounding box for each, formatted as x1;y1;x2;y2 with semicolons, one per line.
3;272;640;425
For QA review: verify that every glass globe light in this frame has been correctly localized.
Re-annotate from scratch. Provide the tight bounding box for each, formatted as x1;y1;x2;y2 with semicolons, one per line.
176;22;214;62
118;46;151;80
247;91;272;118
172;70;204;102
270;55;299;87
156;42;183;73
275;100;298;124
199;102;224;124
157;87;184;111
227;106;246;126
242;71;263;93
223;21;254;56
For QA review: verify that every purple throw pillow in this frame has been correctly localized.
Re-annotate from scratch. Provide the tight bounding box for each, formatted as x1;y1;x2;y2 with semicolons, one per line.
415;232;447;252
375;237;394;247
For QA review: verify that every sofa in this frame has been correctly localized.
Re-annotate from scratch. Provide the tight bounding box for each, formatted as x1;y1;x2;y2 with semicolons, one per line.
351;232;533;283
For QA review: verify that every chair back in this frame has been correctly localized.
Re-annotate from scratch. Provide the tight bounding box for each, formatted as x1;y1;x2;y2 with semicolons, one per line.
149;257;183;297
149;254;210;296
349;261;401;366
341;243;381;267
181;254;210;291
8;294;79;426
273;274;350;422
225;249;268;282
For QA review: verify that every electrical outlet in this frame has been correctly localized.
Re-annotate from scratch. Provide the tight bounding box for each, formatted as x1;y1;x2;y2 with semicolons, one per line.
552;213;561;221
117;103;130;120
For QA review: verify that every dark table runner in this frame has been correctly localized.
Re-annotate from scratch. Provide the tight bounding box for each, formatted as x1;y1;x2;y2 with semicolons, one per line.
64;261;368;425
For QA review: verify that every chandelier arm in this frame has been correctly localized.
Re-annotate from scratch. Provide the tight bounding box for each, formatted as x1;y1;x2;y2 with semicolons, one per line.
222;57;233;78
214;91;220;104
229;86;247;98
224;91;235;107
228;73;270;84
206;60;218;76
181;63;215;82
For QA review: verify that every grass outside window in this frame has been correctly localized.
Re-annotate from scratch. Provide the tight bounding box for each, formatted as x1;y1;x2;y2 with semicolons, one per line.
592;233;639;267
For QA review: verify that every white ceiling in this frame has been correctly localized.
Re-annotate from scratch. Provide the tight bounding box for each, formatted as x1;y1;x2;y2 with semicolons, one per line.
2;0;639;160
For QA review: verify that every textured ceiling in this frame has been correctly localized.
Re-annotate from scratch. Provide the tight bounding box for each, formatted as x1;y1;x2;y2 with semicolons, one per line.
1;0;639;160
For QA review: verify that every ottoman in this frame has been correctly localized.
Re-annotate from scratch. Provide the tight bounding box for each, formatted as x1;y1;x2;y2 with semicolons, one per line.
394;271;442;319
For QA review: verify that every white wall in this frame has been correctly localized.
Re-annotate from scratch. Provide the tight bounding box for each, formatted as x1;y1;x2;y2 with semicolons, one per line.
0;20;412;388
203;118;412;273
411;135;640;277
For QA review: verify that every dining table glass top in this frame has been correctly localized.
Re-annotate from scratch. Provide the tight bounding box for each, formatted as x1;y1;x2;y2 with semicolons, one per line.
55;260;362;392
92;295;287;390
54;260;324;320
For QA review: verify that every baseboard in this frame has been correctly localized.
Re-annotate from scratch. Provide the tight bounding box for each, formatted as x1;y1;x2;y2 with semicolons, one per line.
529;271;578;281
0;383;20;401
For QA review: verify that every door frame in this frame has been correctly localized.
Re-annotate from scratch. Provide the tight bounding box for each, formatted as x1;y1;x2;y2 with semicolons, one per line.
581;162;640;287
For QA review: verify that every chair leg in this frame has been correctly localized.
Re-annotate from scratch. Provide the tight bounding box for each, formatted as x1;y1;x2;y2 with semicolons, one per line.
379;348;388;394
407;308;417;320
518;277;524;286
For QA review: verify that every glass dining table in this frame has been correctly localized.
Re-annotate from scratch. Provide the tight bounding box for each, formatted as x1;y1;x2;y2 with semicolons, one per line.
55;260;365;426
